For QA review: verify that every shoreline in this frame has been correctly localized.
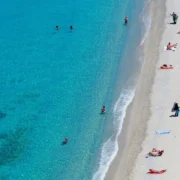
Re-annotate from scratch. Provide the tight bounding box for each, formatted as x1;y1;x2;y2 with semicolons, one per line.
104;0;166;179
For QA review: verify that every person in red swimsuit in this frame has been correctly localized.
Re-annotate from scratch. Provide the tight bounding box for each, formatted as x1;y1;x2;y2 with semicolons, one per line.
101;106;106;114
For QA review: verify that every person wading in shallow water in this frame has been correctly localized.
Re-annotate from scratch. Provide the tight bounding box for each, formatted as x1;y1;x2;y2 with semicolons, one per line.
101;106;106;114
56;25;59;30
70;25;74;31
124;16;128;25
62;138;68;144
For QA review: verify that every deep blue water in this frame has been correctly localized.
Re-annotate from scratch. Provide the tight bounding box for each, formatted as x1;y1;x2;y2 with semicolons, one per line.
0;0;148;179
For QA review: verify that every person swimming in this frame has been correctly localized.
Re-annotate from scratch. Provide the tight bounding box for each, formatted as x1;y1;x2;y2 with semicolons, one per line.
56;25;59;30
124;17;128;25
70;26;74;30
101;106;106;114
62;138;68;144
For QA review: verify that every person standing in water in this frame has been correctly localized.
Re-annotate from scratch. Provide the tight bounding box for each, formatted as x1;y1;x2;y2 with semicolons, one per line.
70;25;74;31
101;106;106;114
56;25;59;30
124;17;128;25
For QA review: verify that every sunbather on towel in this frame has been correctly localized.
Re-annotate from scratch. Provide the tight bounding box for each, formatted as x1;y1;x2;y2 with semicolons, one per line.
148;169;166;173
160;64;173;69
146;150;164;158
167;42;178;50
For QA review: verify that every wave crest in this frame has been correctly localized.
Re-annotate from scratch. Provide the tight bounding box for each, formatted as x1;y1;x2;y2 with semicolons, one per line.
92;89;135;180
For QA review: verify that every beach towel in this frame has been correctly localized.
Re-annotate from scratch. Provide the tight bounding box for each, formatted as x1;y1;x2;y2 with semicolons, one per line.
156;130;171;134
164;46;177;51
147;170;166;174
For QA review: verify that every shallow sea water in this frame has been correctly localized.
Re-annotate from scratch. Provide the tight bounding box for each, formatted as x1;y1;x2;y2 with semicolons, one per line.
0;0;148;179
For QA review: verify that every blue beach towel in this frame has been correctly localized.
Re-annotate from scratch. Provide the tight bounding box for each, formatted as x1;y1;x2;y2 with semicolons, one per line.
156;130;171;134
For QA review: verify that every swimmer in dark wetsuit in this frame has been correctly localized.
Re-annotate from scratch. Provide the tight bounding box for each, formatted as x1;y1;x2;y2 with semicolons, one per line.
56;25;59;30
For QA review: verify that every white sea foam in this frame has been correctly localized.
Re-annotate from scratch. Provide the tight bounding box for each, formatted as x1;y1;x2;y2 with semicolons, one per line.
92;89;135;180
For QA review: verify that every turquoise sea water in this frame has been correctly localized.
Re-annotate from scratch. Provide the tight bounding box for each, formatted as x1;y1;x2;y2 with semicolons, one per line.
0;0;149;179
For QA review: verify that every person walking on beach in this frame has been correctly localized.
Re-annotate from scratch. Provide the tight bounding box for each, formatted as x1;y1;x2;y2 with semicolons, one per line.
172;102;179;116
174;104;179;117
171;12;178;24
124;17;128;25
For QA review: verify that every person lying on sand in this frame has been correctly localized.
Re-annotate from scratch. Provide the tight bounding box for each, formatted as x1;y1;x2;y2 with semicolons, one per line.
146;150;164;158
148;169;166;173
160;64;173;69
167;42;178;50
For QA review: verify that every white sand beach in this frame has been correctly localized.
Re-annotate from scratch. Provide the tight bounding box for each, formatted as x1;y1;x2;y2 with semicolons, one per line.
105;0;180;179
130;0;180;178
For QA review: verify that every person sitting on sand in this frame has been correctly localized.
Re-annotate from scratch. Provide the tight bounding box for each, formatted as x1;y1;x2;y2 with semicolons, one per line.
167;42;177;50
146;150;164;158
